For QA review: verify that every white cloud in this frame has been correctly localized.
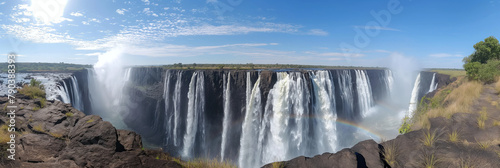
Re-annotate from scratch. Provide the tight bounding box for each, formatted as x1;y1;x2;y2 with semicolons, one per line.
89;18;100;23
304;51;364;57
306;29;329;36
1;25;71;43
0;2;6;5
70;12;83;17
429;53;463;58
141;0;150;5
116;8;128;15
354;26;401;31
76;52;102;56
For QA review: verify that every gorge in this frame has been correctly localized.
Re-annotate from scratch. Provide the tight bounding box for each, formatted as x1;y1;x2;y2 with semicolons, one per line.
51;67;445;168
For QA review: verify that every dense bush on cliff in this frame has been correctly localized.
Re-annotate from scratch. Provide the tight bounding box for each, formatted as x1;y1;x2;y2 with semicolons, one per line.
463;36;500;83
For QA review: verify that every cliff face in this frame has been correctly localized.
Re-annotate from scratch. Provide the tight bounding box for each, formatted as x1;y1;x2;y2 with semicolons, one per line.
0;94;181;168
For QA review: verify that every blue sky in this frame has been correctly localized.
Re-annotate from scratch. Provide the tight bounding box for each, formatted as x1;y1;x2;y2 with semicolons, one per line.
1;0;499;68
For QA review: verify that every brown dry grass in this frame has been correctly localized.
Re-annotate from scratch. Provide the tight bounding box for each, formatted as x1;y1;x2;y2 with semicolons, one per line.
495;77;500;94
412;80;483;130
0;125;11;144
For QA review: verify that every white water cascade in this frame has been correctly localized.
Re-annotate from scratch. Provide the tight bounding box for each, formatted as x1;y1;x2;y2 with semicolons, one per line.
69;76;83;111
182;72;205;158
60;68;417;168
310;71;337;154
220;73;231;161
238;73;263;168
338;70;355;118
428;73;438;93
408;73;421;116
56;82;70;104
385;70;394;94
355;70;374;117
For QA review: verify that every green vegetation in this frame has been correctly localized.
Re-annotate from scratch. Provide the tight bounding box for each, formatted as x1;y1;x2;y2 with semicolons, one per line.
181;158;237;168
422;129;439;147
0;125;11;159
430;69;466;79
463;36;500;83
18;79;47;110
272;161;285;168
475;138;492;150
406;79;483;131
18;79;46;99
66;112;74;117
86;119;95;123
495;77;500;94
382;141;399;167
50;132;64;139
477;107;488;129
33;124;44;133
0;62;91;73
448;130;459;143
398;116;412;134
421;153;439;168
151;152;237;168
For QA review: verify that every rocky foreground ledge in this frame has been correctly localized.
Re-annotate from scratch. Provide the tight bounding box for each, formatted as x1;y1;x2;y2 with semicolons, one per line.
0;94;182;168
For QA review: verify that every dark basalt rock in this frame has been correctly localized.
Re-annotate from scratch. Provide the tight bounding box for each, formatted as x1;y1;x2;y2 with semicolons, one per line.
117;129;143;151
0;94;182;168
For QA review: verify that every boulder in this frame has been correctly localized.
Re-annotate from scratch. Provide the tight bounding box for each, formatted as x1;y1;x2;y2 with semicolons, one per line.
117;129;143;151
17;134;66;162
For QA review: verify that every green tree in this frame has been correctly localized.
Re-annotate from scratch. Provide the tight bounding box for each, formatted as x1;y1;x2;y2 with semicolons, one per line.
463;62;481;80
465;36;500;64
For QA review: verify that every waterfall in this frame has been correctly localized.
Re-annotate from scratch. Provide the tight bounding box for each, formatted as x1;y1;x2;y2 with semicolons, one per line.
61;68;414;167
182;72;205;159
310;70;337;153
173;71;183;147
385;70;394;94
220;72;231;161
124;68;132;82
428;73;438;93
56;82;70;103
238;73;262;168
355;70;374;117
408;73;421;116
338;70;354;119
163;70;173;147
258;72;312;166
70;76;83;111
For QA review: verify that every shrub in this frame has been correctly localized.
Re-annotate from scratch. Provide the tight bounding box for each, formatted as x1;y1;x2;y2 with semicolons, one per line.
448;130;459;143
382;141;399;167
464;62;482;81
18;84;46;99
66;112;74;117
272;162;284;168
421;153;439;168
399;116;412;134
86;119;95;123
478;60;500;83
477;107;488;129
422;129;439;147
33;124;44;133
50;132;64;139
476;140;491;150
